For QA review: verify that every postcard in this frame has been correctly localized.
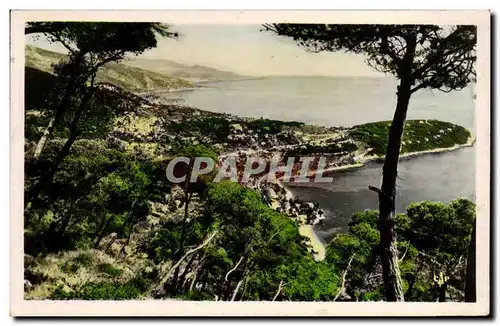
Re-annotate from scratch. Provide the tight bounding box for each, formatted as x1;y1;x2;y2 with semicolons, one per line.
10;10;490;316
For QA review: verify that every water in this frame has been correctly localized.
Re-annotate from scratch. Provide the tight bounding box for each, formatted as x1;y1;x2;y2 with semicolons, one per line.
162;76;475;130
160;76;476;243
286;146;475;242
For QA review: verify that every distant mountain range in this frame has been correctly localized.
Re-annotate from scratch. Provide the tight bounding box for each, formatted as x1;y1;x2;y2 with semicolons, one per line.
25;45;195;93
123;58;245;83
25;45;246;93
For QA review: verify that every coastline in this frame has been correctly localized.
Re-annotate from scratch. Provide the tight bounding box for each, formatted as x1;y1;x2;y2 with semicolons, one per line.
273;179;326;262
272;136;475;260
137;77;267;96
309;136;476;176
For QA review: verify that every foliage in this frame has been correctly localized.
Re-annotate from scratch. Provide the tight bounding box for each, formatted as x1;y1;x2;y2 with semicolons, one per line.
148;181;340;301
24;141;170;254
74;253;93;266
167;115;232;143
350;120;471;156
97;263;123;277
247;118;304;135
265;23;477;302
50;277;149;300
168;143;219;197
263;24;476;92
326;210;382;300
325;199;475;302
399;198;474;264
59;261;80;274
25;22;178;217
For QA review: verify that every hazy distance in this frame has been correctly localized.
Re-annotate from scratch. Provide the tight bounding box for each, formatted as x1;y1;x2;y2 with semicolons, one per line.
25;24;385;78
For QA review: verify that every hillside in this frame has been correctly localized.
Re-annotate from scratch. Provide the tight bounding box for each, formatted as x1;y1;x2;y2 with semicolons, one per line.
23;57;475;302
25;45;193;93
123;58;244;82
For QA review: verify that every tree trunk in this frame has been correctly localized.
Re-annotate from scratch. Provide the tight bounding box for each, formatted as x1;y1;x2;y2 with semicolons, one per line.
178;254;198;288
231;277;245;301
438;282;448;302
188;254;207;292
94;217;112;248
32;53;85;161
175;191;192;259
465;219;476;302
33;117;55;160
375;78;412;302
371;34;418;302
405;255;424;301
153;230;218;297
189;270;199;292
25;86;95;209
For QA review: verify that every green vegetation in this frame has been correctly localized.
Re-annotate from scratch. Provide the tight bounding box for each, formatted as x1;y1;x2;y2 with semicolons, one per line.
326;198;475;301
146;181;340;301
74;253;93;266
267;23;476;301
350;120;471;156
26;45;193;93
97;263;123;277
59;261;80;274
165;117;305;144
167;115;232;143
247;118;304;135
23;22;476;303
51;277;149;300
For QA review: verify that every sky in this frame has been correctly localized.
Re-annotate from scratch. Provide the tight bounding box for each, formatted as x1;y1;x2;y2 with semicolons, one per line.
25;24;383;77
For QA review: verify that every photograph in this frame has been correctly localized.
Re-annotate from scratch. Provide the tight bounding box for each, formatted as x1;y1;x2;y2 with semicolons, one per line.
10;10;490;316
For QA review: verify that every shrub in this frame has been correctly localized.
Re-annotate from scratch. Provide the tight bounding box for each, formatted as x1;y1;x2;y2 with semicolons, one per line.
247;118;304;135
59;261;80;274
97;263;123;277
74;253;93;266
50;277;149;300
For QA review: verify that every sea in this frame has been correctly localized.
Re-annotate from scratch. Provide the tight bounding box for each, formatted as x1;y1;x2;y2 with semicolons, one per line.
158;76;477;243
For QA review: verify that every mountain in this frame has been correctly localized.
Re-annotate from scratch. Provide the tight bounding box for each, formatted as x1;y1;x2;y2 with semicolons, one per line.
25;46;193;93
122;58;245;82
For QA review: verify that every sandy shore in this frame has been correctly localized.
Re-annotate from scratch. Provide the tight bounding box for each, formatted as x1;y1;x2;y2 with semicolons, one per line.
274;180;326;261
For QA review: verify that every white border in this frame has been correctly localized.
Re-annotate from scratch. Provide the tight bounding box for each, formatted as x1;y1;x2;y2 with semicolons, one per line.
9;10;491;317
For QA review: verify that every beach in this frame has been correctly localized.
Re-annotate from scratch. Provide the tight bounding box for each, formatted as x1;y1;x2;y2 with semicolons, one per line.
273;179;326;261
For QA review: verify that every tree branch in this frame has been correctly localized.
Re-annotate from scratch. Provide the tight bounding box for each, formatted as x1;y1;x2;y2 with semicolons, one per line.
369;185;383;195
154;230;218;294
224;255;245;282
410;26;471;79
410;82;429;94
380;35;403;67
25;24;63;35
272;280;286;301
334;253;356;301
231;277;245;301
50;34;78;55
399;244;409;262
